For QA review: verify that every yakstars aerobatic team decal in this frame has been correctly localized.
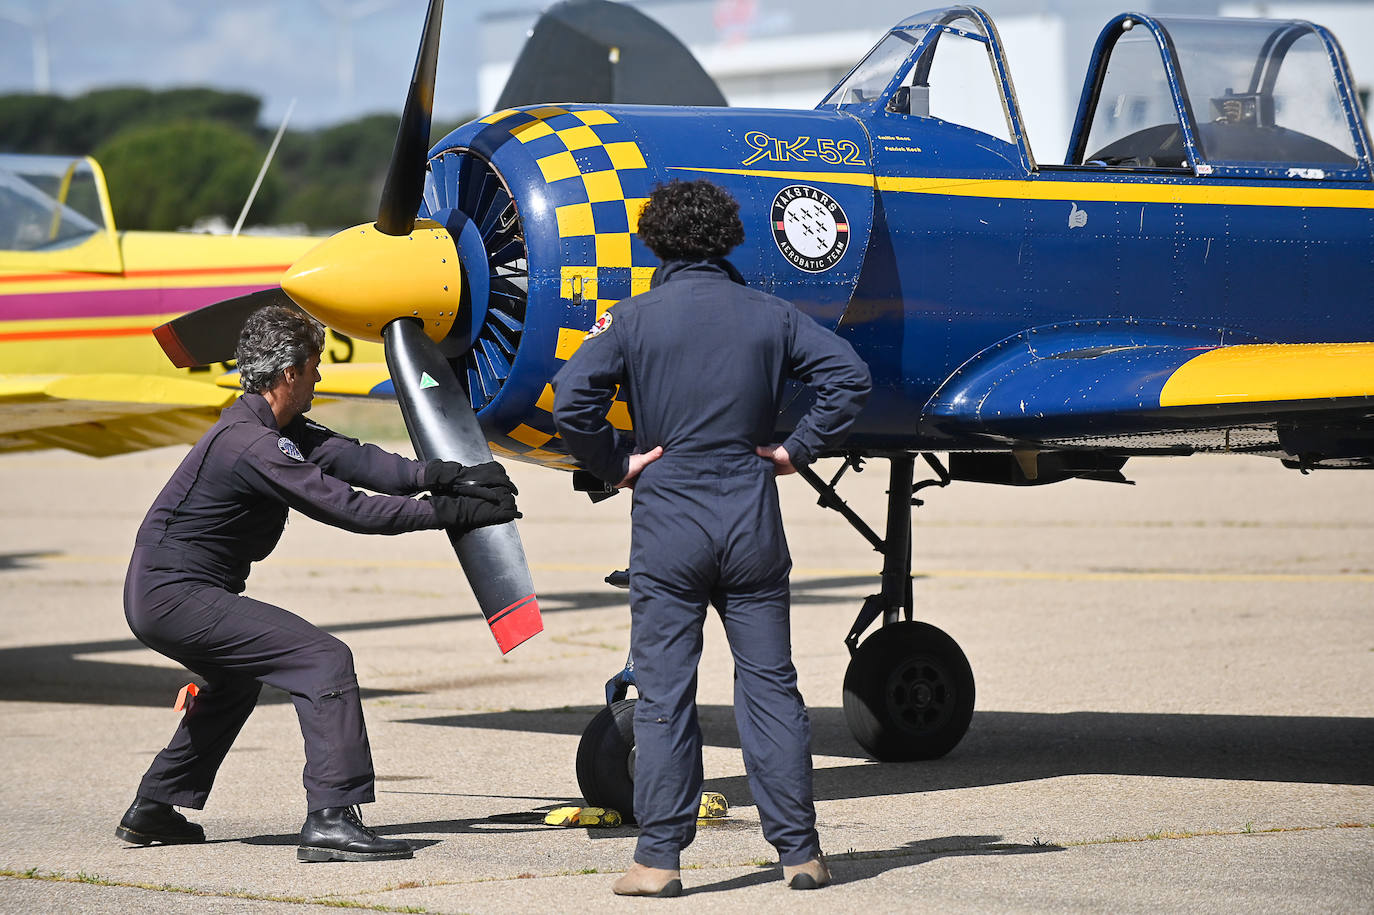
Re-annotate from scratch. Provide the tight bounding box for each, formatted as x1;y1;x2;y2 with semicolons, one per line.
770;185;850;273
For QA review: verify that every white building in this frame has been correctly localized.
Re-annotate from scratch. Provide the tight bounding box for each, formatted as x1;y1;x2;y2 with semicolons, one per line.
477;0;1373;167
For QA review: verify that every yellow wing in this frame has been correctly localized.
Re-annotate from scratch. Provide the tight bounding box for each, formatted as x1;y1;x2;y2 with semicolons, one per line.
929;339;1374;467
212;361;400;400
0;374;235;456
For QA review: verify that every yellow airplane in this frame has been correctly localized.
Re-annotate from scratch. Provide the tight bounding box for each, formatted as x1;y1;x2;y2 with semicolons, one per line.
0;152;380;456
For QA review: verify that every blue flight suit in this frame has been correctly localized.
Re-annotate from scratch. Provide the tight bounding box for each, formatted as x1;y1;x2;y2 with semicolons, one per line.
552;259;871;870
125;392;444;812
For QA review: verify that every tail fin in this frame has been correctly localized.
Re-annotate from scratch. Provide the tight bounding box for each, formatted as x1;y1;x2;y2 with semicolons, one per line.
496;0;726;109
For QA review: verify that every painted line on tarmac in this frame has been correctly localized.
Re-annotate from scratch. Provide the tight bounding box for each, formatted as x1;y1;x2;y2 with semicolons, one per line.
34;553;1374;583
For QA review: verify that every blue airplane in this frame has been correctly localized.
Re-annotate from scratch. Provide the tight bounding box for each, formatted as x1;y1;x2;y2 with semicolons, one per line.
160;2;1373;816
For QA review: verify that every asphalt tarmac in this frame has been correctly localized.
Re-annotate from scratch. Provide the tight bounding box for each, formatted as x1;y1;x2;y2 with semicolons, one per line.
0;431;1370;913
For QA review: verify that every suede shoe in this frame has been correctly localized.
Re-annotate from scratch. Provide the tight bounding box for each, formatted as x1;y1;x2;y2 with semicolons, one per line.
612;862;682;897
115;796;205;846
297;806;412;862
783;855;831;889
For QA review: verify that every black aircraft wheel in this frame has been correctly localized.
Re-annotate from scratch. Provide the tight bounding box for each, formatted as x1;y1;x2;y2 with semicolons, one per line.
576;698;637;823
843;621;975;761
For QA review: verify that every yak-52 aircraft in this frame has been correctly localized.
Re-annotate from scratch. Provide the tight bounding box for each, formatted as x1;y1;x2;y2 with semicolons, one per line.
156;1;1373;817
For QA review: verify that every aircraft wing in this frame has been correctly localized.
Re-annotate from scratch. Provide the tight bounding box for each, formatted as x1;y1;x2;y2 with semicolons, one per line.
0;374;235;456
926;335;1374;460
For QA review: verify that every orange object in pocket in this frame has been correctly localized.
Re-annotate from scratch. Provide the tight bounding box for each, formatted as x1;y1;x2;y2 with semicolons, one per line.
174;682;200;712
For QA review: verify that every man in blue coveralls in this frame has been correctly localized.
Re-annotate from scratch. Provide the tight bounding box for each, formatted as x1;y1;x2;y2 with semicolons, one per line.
116;305;520;862
552;179;871;896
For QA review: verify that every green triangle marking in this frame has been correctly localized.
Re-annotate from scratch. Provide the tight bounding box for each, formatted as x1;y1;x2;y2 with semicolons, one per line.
419;372;439;389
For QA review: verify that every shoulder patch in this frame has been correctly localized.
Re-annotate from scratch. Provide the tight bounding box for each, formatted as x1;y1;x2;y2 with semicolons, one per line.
277;436;304;462
584;311;614;340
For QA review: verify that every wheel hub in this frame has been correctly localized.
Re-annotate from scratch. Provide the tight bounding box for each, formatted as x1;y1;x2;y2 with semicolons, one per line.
888;659;951;732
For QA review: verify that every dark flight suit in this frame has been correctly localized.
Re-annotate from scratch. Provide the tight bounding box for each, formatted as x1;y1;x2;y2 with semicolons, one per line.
552;259;871;870
125;393;443;812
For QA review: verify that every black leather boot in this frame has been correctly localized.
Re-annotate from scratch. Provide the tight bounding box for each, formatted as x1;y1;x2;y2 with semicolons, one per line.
115;796;206;845
297;806;412;862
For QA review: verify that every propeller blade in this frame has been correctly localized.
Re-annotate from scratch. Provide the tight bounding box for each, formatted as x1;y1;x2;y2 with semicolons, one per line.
383;315;542;654
376;0;443;237
153;287;299;368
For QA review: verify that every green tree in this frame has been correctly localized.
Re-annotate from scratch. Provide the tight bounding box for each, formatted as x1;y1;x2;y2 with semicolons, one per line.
272;113;399;229
94;119;279;230
272;114;469;230
151;88;260;133
0;94;66;153
0;87;263;156
54;88;160;151
0;85;477;231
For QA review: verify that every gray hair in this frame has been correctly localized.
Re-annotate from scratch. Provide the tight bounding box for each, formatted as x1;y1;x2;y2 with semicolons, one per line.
236;305;325;394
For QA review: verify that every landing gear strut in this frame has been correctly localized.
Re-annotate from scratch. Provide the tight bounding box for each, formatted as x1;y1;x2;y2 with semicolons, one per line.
797;453;974;761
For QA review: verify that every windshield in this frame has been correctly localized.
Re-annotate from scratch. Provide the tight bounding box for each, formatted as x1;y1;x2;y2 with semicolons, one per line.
1161;17;1359;167
822;29;924;107
0;155;106;252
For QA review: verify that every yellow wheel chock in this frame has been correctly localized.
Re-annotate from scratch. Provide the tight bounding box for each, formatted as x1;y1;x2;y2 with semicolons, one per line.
544;806;623;827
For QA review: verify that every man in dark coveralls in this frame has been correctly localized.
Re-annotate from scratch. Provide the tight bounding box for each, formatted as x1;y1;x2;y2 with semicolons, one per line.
552;180;871;896
116;305;519;862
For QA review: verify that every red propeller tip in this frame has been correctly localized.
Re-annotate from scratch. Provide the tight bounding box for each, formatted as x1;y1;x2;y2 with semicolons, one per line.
489;593;542;654
152;322;196;368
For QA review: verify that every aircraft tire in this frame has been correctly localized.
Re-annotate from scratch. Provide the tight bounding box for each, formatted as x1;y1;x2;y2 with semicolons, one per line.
842;621;975;761
576;698;637;823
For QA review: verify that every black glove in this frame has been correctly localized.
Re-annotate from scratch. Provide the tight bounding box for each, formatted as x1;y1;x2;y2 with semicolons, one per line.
423;459;518;497
425;492;521;531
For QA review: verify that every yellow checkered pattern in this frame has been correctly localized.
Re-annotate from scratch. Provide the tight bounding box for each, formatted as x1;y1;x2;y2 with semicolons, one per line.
478;105;654;463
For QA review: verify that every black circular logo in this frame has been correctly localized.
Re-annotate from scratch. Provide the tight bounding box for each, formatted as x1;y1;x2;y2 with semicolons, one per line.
770;185;850;273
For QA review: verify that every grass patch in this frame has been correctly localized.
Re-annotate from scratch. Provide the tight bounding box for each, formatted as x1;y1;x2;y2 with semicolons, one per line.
0;868;432;912
1067;822;1372;847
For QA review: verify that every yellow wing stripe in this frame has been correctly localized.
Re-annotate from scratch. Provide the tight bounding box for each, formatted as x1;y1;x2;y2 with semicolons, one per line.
670;166;1374;209
877;177;1374;209
1160;342;1374;407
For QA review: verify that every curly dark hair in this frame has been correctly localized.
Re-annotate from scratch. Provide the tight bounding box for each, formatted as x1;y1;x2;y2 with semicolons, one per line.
635;179;744;261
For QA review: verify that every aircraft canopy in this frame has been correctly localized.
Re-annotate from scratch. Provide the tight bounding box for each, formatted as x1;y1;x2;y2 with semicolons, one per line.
1069;14;1372;179
817;6;1371;181
0;154;115;253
